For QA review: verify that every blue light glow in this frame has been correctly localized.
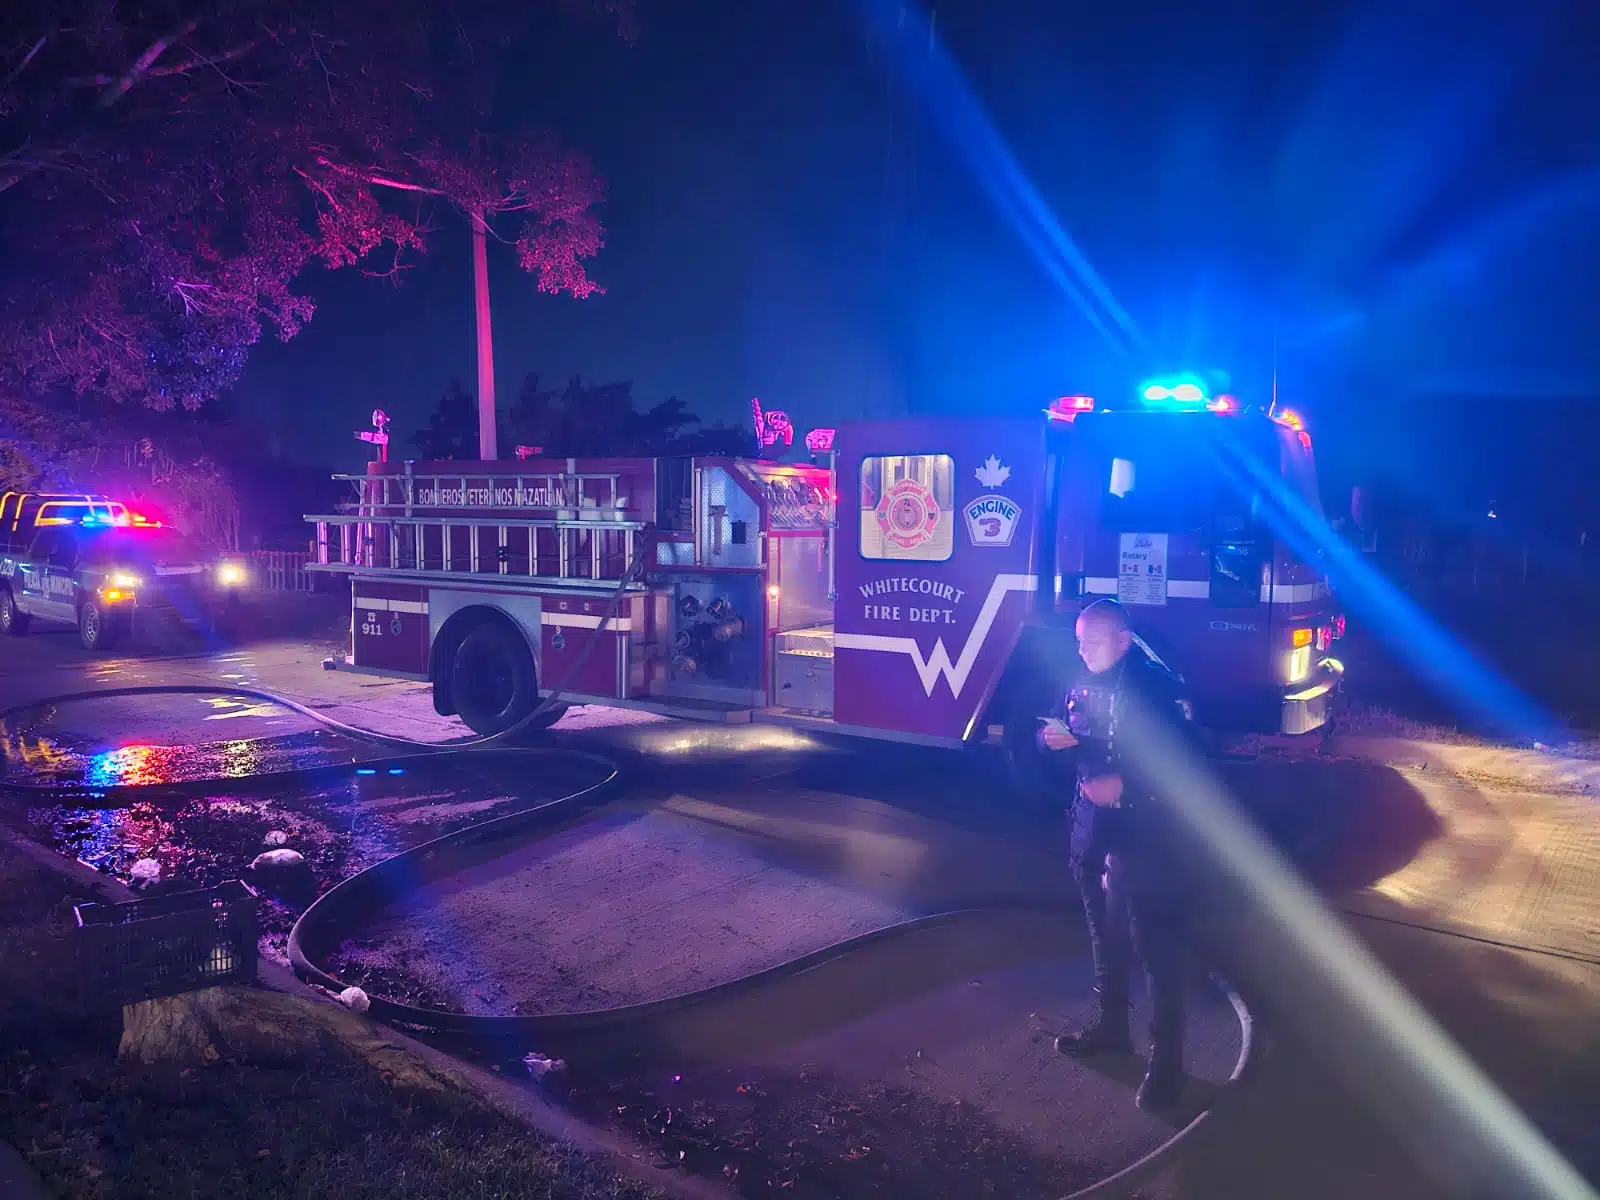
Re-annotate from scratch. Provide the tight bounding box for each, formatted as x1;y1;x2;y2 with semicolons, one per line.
1140;374;1211;405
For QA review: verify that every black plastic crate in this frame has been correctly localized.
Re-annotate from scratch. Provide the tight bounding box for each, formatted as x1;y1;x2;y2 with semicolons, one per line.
75;881;258;1006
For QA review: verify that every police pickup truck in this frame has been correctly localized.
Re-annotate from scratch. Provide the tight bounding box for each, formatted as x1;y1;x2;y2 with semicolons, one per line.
0;518;246;650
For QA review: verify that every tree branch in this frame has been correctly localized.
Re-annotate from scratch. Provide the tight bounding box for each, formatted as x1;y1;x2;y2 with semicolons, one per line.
314;155;444;197
98;21;201;108
66;41;260;91
2;34;49;91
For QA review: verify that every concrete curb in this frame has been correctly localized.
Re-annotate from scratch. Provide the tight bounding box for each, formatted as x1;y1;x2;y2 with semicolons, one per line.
0;827;733;1200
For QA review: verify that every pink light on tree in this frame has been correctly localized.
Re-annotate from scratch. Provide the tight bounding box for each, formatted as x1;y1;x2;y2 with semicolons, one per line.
0;0;636;420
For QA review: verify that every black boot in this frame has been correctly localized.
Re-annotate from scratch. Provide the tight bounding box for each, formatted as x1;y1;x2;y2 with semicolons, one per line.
1055;990;1133;1057
1136;1018;1185;1110
1136;1054;1185;1111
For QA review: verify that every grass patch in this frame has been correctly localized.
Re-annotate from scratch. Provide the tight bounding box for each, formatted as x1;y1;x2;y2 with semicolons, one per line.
0;843;656;1200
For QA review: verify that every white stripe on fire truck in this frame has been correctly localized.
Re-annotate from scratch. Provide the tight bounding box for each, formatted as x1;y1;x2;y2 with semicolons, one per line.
835;573;1037;699
1082;578;1327;604
541;612;633;632
354;597;429;614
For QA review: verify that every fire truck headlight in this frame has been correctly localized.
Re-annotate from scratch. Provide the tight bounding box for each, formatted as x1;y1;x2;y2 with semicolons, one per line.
216;563;247;588
108;572;141;589
1287;645;1313;684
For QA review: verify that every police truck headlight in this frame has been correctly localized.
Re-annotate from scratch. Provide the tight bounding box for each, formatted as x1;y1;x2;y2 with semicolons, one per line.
108;572;141;589
216;563;247;587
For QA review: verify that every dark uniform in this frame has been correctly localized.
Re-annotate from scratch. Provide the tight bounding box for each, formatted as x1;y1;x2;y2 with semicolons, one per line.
1053;648;1193;1108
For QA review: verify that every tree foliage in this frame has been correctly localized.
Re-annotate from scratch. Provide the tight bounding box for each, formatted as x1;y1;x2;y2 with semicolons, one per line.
0;0;632;410
410;379;480;461
0;392;242;548
408;373;749;460
505;374;750;457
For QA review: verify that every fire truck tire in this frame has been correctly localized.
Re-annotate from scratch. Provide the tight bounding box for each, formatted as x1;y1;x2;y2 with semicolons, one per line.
0;589;28;636
523;702;569;731
451;622;537;736
77;601;126;652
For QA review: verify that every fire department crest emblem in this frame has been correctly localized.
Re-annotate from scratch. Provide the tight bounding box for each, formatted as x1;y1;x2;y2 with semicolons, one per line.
876;479;940;549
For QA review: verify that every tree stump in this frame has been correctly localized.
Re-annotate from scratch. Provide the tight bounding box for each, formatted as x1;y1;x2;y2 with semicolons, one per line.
117;985;475;1096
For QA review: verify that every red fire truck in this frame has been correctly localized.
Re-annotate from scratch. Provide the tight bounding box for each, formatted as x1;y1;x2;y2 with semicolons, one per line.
307;381;1344;782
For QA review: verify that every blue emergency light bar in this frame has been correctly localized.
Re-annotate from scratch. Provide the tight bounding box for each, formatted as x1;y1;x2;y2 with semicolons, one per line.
1139;374;1210;405
79;512;160;528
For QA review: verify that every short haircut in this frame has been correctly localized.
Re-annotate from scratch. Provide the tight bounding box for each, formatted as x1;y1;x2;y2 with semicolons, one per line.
1078;598;1131;632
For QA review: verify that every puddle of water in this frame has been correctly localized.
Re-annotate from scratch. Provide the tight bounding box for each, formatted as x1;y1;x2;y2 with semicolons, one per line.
3;748;606;964
1;725;370;788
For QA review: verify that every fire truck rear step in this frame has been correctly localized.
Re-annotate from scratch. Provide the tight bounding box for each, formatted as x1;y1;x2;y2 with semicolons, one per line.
773;623;835;716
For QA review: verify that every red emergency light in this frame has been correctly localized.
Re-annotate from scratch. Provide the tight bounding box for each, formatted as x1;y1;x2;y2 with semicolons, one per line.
1045;395;1095;422
804;428;835;453
1207;394;1239;414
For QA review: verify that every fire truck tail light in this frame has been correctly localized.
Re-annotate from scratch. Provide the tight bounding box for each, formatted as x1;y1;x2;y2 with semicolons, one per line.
1291;627;1313;649
1315;624;1333;652
1287;645;1312;684
1333;614;1346;640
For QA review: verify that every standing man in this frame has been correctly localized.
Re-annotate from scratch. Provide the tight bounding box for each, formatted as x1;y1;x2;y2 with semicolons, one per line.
1040;598;1193;1111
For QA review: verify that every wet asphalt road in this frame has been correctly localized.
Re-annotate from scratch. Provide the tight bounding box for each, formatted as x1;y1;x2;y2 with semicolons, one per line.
0;616;1597;1198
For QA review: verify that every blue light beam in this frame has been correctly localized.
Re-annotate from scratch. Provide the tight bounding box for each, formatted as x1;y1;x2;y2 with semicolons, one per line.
1218;432;1557;742
853;0;1148;358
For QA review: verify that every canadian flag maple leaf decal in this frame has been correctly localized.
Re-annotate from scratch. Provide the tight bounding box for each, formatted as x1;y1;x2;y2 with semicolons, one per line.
974;456;1011;489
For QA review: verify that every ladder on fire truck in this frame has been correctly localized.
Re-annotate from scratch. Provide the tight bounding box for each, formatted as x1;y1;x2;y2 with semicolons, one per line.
304;469;646;586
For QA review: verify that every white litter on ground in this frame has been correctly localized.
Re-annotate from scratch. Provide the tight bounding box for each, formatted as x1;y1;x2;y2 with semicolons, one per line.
522;1052;565;1080
128;858;162;886
338;986;371;1012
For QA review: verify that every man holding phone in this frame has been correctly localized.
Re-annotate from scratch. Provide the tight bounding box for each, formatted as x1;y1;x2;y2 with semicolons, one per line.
1039;598;1193;1111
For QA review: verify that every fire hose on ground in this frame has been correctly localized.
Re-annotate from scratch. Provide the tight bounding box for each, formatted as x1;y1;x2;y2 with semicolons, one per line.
0;575;1259;1200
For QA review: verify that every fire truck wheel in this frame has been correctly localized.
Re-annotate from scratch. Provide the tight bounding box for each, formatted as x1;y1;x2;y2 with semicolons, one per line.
78;601;126;652
524;702;570;731
451;622;536;736
0;589;29;636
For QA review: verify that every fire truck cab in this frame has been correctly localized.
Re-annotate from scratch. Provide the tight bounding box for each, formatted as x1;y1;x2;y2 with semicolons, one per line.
307;384;1343;780
1056;392;1344;736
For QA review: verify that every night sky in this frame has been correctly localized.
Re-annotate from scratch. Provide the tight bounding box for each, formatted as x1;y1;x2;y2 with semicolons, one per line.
236;0;1600;525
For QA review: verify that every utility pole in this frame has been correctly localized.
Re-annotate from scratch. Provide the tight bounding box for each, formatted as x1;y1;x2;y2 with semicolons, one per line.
471;207;498;460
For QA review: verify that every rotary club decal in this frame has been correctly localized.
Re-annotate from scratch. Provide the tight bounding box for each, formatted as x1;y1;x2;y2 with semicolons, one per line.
876;478;941;550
